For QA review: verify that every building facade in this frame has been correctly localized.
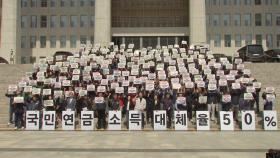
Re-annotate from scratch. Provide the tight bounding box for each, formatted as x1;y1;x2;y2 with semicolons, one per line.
0;0;279;64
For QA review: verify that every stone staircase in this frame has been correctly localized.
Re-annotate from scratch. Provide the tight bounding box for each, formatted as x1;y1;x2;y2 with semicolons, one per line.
0;63;279;131
0;64;33;129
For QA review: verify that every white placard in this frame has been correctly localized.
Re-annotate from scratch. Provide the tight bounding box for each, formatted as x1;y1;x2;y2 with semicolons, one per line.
128;87;137;94
81;111;94;131
265;87;275;94
174;111;188;131
199;96;207;104
244;93;253;100
62;111;75;130
241;111;256;131
97;86;106;93
129;111;142;131
42;111;56;130
14;97;24;103
115;87;124;94
44;100;54;107
108;111;122;130
196;111;210;131
220;111;234;131
153;111;167;130
232;83;241;89
253;82;262;89
263;111;278;131
222;95;231;103
25;111;40;130
94;96;104;103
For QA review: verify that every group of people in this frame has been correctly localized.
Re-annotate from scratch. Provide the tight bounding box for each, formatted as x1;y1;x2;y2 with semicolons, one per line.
5;43;276;130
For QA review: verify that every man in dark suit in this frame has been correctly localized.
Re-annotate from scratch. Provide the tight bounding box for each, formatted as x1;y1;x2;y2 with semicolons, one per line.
66;92;76;111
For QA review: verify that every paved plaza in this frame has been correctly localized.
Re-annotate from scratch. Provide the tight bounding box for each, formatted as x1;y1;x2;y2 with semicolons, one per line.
0;131;279;158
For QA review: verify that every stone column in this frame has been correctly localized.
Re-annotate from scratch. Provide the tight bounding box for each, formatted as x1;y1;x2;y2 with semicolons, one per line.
0;0;19;63
94;0;111;47
189;0;207;45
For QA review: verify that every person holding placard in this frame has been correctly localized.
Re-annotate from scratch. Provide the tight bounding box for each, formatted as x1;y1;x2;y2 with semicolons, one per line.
194;87;208;111
26;96;41;111
108;93;121;111
262;90;276;110
54;96;66;125
175;93;187;111
13;92;25;130
207;88;220;122
95;93;107;129
146;92;155;124
162;93;173;128
185;88;195;121
5;90;16;125
66;92;76;111
230;85;242;122
135;92;146;129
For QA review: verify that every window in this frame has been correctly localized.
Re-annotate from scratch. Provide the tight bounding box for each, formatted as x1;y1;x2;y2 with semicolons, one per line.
60;36;66;48
21;0;28;7
264;0;272;5
214;34;221;47
80;0;86;7
235;34;241;47
50;0;55;7
223;14;230;26
90;15;95;27
144;37;158;48
21;16;28;28
31;0;37;7
40;15;47;28
265;13;272;26
31;15;37;28
40;36;46;48
50;36;56;48
60;16;67;28
213;14;220;26
245;34;252;45
41;0;47;7
277;34;280;47
223;0;230;5
61;0;66;7
80;15;88;27
255;0;261;5
160;36;175;46
70;35;77;48
245;0;251;5
255;13;262;26
50;15;56;28
276;14;280;26
70;0;75;7
30;36;37;48
21;36;26;48
233;14;241;26
233;0;241;5
256;34;262;45
70;16;78;27
212;0;220;5
224;34;231;47
80;35;87;44
244;14;252;26
266;34;273;48
90;0;95;6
